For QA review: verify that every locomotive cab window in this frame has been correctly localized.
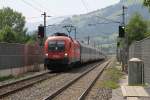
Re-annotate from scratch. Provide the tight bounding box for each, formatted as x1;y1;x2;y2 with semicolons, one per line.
48;41;65;52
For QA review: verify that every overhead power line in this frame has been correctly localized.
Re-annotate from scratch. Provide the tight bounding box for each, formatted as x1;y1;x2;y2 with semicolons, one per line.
22;0;43;13
31;0;56;15
77;31;113;40
88;22;120;26
26;16;42;19
96;15;120;24
81;0;89;12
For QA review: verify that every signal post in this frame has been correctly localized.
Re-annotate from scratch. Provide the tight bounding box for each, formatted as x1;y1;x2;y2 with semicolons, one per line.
117;5;128;72
38;12;51;46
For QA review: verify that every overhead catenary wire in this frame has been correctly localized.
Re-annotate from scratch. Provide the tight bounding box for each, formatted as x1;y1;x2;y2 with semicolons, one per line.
31;0;56;16
81;0;89;12
96;15;121;23
22;0;43;13
88;21;120;26
76;31;113;40
26;16;42;19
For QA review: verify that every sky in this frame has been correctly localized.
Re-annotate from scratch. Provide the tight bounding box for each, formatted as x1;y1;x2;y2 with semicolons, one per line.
0;0;120;22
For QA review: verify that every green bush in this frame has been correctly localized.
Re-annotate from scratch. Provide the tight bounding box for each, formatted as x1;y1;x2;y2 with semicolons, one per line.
0;75;14;82
98;66;123;89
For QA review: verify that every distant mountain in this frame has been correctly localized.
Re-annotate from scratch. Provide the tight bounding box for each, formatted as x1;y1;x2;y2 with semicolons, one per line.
26;0;150;54
25;0;150;54
44;0;150;54
46;0;150;42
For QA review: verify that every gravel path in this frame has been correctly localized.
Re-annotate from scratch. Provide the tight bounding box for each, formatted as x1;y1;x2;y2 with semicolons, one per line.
111;88;125;100
87;88;112;100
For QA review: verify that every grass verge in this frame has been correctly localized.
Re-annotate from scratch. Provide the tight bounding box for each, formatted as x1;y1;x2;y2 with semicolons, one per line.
0;75;14;82
98;62;123;89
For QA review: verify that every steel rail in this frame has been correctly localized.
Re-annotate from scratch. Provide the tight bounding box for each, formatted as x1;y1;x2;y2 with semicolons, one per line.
0;71;59;98
78;60;111;100
0;71;50;88
44;61;107;100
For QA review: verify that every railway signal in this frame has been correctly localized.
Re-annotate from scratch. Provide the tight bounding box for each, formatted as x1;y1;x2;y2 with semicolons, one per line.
117;42;120;47
119;25;125;38
38;25;44;38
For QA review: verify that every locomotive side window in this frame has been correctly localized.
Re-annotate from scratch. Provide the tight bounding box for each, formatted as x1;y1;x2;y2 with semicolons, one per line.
48;41;65;52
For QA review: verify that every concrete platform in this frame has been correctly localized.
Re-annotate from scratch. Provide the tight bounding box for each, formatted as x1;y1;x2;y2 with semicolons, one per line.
127;97;139;100
121;86;149;97
111;73;150;100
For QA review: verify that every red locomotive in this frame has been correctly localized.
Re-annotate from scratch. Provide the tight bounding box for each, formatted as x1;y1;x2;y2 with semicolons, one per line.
44;33;105;70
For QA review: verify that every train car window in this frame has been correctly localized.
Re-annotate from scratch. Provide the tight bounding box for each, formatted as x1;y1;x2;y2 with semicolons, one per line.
48;41;65;52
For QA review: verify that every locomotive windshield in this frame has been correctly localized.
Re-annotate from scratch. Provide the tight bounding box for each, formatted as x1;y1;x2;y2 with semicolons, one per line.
48;40;65;52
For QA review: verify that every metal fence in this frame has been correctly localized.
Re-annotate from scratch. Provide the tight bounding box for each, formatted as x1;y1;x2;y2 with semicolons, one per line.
129;37;150;84
0;42;44;70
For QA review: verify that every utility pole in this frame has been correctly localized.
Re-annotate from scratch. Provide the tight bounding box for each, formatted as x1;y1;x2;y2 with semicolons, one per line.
87;36;90;45
74;27;76;40
121;5;128;71
71;26;77;39
122;6;125;26
63;25;76;39
41;12;51;39
63;25;72;36
94;41;96;47
41;12;46;39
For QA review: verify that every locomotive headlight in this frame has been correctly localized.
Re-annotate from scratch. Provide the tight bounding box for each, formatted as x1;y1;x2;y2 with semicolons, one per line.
64;53;68;57
45;53;48;57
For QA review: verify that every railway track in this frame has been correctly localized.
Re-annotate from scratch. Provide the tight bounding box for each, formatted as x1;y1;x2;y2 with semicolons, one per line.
0;71;58;98
1;60;108;100
44;60;110;100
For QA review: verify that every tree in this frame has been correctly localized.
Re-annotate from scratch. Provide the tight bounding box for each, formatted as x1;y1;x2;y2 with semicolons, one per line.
0;26;16;43
143;0;150;37
0;7;30;43
25;33;37;45
144;0;150;10
126;13;148;45
145;21;150;37
0;7;26;34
